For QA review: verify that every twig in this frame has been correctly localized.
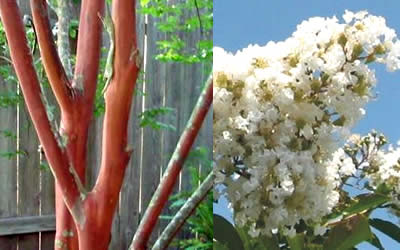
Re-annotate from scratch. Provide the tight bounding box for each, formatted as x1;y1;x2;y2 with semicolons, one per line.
193;0;203;36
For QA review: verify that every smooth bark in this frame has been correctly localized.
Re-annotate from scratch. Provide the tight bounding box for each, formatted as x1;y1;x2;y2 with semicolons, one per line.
0;0;138;249
0;0;208;249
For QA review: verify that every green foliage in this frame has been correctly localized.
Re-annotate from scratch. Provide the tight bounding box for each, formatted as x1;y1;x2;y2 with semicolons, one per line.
233;130;400;249
214;214;244;250
0;129;17;140
236;226;279;250
138;106;176;130
213;241;230;250
69;19;79;39
0;129;19;162
324;215;372;250
139;0;212;64
40;162;51;172
163;147;212;250
369;218;400;243
0;21;21;109
342;193;390;217
0;150;26;160
368;233;384;250
287;234;305;250
94;47;107;117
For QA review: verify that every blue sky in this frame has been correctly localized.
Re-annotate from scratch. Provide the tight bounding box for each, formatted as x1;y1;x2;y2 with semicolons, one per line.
214;1;400;249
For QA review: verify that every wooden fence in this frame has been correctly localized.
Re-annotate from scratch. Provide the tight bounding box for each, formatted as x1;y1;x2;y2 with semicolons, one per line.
0;1;212;249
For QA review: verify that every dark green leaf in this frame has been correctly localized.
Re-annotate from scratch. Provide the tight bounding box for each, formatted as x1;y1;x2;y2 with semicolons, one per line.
287;233;305;250
214;214;244;250
236;226;279;250
343;193;390;217
369;218;400;243
213;241;229;250
367;233;384;250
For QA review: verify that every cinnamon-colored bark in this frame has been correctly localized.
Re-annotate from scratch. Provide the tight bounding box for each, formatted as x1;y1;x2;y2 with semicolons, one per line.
130;76;213;250
30;0;72;114
0;0;82;217
93;0;139;221
30;2;80;247
0;0;207;249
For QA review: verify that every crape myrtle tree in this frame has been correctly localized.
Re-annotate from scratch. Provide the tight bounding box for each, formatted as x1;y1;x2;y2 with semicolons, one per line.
214;11;400;249
0;0;212;250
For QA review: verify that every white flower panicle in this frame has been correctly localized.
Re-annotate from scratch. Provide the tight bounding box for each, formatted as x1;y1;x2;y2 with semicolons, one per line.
213;10;400;237
344;131;400;215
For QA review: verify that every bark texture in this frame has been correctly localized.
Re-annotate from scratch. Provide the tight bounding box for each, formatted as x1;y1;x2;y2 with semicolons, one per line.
0;0;139;249
0;0;209;249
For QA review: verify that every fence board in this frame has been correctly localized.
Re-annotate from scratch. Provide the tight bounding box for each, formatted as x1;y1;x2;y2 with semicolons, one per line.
40;171;55;250
0;215;55;236
140;13;167;246
0;78;18;250
18;104;40;249
40;90;58;250
161;61;182;240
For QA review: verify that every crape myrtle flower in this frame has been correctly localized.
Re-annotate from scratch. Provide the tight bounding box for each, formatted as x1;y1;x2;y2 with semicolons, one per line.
213;10;400;237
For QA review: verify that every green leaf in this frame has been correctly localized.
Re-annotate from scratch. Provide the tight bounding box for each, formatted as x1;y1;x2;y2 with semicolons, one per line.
213;214;244;250
324;214;372;250
236;226;279;250
332;115;346;127
138;107;176;131
369;218;400;243
140;0;151;7
343;193;390;217
213;241;229;250
287;233;305;250
367;233;384;250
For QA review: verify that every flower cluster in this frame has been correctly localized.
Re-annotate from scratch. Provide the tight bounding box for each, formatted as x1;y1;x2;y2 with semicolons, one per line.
368;145;400;211
341;131;400;216
213;10;400;237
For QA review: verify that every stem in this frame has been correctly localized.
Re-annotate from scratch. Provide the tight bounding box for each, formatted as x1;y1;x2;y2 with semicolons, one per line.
130;76;213;250
30;0;73;113
74;0;104;105
0;0;82;220
92;0;139;228
152;172;214;250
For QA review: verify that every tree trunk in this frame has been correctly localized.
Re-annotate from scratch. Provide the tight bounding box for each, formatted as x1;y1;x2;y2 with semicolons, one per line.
0;0;139;249
0;0;210;249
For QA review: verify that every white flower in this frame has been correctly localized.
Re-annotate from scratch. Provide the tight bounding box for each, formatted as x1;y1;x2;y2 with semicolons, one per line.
314;224;327;236
214;10;400;238
343;10;355;23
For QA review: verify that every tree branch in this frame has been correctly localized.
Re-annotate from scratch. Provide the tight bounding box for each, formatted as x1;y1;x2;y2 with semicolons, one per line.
56;0;73;79
0;0;82;220
92;0;140;226
152;172;214;250
73;0;104;108
130;76;213;250
30;0;73;114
